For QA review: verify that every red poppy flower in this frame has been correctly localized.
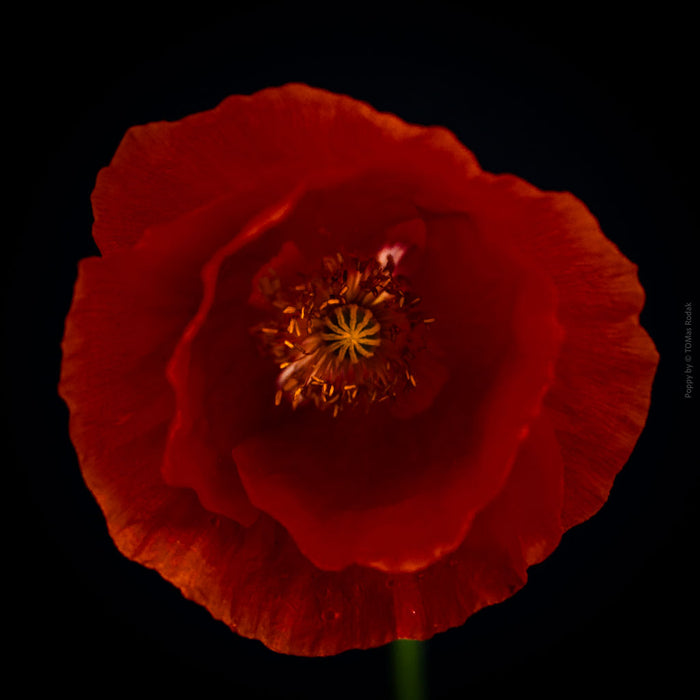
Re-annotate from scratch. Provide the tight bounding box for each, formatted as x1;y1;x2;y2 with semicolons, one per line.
59;84;658;656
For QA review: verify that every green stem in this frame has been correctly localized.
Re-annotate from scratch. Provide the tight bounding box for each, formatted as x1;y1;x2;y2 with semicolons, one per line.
392;640;427;700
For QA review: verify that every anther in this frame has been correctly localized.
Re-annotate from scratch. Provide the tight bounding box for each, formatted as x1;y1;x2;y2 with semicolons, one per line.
253;250;434;414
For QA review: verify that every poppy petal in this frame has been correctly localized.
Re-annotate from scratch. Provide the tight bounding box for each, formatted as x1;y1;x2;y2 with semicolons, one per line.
457;174;659;528
91;84;480;255
59;252;191;535
386;409;564;641
61;189;296;527
162;190;310;523
61;396;561;657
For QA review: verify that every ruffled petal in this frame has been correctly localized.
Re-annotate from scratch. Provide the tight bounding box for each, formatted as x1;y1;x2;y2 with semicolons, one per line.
162;190;310;523
385;410;564;642
91;84;480;255
59;396;562;657
59;252;193;536
61;189;291;528
456;174;658;528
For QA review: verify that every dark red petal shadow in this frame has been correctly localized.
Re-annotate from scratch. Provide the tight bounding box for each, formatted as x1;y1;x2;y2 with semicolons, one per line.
162;188;312;523
162;165;486;534
163;171;428;528
456;174;659;528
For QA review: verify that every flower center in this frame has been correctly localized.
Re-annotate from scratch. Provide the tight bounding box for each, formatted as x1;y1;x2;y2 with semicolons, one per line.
253;250;434;415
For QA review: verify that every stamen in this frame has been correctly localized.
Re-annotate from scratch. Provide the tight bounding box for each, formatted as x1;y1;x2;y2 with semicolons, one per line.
252;249;434;414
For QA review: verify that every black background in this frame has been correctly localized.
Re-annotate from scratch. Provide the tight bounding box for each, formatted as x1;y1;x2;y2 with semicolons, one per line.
8;2;696;697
